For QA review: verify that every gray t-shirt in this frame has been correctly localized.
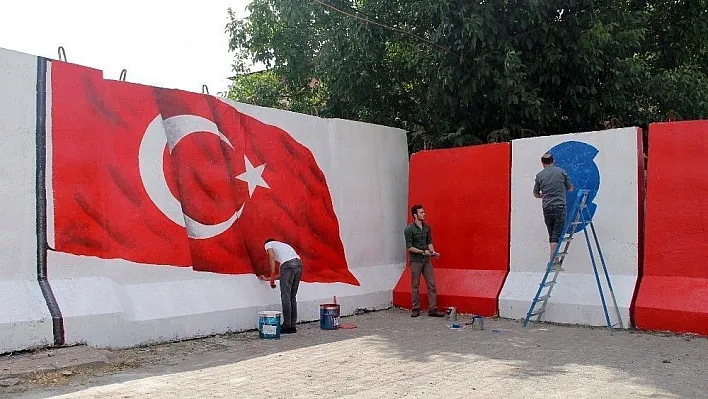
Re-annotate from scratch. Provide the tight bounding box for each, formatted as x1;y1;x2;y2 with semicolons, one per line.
534;165;572;209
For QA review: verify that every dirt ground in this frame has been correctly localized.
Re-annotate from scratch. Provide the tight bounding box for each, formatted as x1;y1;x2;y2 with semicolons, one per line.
1;308;706;398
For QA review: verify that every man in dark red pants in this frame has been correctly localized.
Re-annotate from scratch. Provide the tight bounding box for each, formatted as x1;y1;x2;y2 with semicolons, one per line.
404;205;446;318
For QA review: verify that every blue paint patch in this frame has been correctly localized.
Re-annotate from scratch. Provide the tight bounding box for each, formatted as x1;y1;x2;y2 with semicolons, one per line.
547;141;600;231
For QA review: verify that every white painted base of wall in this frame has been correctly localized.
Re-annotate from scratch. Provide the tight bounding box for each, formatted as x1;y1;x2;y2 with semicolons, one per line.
499;272;636;327
0;281;53;353
49;252;403;348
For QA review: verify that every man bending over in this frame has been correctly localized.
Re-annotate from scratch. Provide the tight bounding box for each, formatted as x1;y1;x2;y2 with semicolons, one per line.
264;239;303;334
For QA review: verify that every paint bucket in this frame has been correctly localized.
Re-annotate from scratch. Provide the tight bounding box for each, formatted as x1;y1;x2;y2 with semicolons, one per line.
319;304;340;330
258;311;281;339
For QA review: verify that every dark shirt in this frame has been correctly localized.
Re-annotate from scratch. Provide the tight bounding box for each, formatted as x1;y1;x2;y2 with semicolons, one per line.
534;165;572;209
404;222;432;263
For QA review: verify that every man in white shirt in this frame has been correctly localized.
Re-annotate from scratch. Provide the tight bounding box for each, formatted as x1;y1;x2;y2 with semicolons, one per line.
263;239;303;334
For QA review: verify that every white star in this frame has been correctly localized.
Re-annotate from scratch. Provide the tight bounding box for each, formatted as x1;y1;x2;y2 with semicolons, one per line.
236;156;270;197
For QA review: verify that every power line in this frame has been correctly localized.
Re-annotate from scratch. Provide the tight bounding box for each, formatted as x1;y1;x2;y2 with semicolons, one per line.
310;0;457;56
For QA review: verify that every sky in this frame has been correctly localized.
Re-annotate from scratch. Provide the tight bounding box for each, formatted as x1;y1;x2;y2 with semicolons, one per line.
1;0;252;95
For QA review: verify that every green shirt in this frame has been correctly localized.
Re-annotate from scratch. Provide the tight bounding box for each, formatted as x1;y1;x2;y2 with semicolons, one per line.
404;222;432;263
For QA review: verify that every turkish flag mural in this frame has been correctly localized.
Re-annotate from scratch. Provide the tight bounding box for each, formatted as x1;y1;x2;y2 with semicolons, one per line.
50;61;359;286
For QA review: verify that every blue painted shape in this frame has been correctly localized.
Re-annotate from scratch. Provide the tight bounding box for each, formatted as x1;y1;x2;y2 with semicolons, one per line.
547;141;600;231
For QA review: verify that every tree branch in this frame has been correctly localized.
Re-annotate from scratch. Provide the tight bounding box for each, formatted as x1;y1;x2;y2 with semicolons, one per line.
310;0;458;56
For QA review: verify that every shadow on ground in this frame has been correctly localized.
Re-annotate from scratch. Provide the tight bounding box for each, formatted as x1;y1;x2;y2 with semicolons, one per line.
4;307;707;398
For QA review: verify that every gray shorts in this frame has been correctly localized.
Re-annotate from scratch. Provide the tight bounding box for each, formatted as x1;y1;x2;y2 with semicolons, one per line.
543;206;566;243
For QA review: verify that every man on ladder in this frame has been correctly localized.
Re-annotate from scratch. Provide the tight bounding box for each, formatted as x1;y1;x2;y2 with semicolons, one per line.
533;153;574;269
525;153;624;330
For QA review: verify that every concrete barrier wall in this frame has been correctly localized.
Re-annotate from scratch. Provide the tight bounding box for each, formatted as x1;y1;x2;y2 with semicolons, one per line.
500;128;643;327
0;46;408;350
0;48;54;353
392;144;511;316
6;42;706;352
634;121;708;335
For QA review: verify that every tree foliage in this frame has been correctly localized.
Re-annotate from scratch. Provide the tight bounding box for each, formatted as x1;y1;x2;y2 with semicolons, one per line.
224;0;708;152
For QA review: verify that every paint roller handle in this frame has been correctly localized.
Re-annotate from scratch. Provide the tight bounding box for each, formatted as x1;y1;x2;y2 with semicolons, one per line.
270;272;280;289
257;274;279;288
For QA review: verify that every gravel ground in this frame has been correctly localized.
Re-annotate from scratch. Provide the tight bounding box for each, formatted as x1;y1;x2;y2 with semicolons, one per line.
2;308;706;398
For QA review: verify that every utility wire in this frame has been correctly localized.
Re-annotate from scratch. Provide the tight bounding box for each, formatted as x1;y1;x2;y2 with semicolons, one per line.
310;0;457;56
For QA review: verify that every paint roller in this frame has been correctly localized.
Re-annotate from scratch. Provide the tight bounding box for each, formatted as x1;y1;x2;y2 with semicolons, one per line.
257;272;280;289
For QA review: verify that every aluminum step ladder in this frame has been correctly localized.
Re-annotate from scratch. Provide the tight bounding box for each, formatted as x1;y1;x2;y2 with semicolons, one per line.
522;189;624;330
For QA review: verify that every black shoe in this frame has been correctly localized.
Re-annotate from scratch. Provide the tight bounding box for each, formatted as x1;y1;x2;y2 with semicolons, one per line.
281;326;296;334
411;309;420;317
428;309;446;317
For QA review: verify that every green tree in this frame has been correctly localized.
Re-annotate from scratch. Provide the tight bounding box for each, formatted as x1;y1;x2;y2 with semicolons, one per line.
225;0;708;152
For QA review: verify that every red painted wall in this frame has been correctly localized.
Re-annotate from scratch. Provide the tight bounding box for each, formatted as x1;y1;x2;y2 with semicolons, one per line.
392;143;511;316
634;120;708;335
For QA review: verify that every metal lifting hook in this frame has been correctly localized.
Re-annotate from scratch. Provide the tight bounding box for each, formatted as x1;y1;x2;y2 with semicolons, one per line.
57;46;67;62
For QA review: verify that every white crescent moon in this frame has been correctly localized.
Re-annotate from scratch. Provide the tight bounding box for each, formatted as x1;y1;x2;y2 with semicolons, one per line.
138;114;243;239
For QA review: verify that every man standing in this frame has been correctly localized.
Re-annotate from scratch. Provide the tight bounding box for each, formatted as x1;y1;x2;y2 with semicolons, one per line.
263;239;303;334
533;153;574;268
404;205;446;318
